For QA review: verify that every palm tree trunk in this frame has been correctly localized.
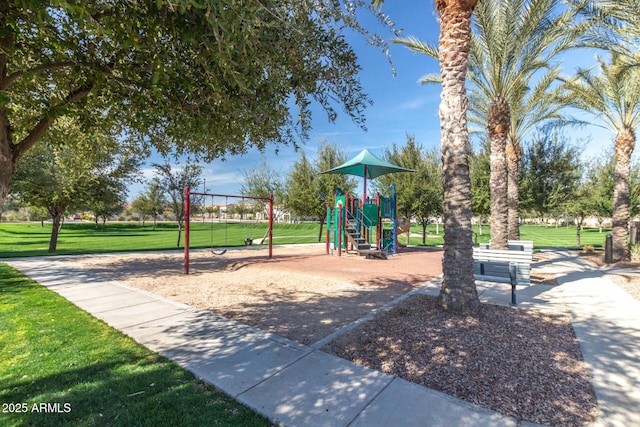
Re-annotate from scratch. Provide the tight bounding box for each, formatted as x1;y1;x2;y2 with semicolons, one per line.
488;98;510;250
437;0;479;314
506;139;521;241
612;129;635;262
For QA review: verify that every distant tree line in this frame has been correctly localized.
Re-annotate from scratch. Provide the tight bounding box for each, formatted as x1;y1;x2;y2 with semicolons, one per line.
6;132;639;253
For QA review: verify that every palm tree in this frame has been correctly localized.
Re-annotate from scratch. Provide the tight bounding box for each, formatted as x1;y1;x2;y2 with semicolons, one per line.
469;67;574;241
396;0;575;248
563;54;640;261
374;0;479;312
569;0;640;65
433;0;479;313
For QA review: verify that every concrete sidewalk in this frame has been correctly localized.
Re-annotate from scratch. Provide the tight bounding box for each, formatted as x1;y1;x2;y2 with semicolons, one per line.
540;251;640;427
4;249;640;426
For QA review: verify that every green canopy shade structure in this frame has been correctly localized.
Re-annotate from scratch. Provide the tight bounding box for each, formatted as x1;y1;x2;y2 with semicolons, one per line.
321;149;414;200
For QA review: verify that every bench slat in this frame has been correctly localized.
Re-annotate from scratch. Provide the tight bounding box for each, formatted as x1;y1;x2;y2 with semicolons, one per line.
480;240;534;252
473;260;531;286
474;253;532;263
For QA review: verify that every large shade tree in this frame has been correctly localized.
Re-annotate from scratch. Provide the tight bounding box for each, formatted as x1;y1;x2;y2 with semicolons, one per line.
285;143;356;241
12;117;141;252
377;136;443;244
563;54;640;261
0;0;395;213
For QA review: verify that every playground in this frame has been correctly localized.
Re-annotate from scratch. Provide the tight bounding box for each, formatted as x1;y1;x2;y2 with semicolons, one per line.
29;245;612;426
69;244;444;345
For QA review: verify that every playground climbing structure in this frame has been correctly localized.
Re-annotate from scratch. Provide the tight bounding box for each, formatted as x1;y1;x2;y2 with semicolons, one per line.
325;184;405;259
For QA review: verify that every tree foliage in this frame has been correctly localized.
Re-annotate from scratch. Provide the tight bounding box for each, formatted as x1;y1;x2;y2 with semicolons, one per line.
569;0;640;63
469;138;491;232
519;128;582;220
241;156;285;221
152;160;203;247
131;181;166;229
313;141;357;203
284;142;356;240
286;150;320;217
0;0;396;211
12;117;141;252
376;135;442;244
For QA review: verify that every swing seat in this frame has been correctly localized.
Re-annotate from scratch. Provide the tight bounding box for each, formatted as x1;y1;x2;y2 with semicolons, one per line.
210;249;227;256
244;238;253;246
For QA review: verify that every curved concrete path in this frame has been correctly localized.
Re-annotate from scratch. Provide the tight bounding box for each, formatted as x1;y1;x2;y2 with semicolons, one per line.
4;249;639;426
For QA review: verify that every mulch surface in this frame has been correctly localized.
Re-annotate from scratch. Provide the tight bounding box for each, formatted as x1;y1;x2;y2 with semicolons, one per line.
220;245;444;291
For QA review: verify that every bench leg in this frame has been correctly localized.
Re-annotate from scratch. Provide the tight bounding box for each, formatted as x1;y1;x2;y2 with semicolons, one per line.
509;264;517;306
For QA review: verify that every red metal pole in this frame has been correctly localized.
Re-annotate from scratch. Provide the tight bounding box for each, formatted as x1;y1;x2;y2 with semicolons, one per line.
184;186;190;275
326;204;330;254
268;194;273;258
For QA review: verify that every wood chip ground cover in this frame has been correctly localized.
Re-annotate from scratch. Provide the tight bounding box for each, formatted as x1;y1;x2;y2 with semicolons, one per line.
323;294;599;427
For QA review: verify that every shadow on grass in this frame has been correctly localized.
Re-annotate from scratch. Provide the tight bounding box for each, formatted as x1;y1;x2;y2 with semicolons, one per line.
2;351;272;427
0;264;272;427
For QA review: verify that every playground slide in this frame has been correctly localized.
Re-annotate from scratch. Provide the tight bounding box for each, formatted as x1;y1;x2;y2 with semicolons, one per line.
396;217;411;247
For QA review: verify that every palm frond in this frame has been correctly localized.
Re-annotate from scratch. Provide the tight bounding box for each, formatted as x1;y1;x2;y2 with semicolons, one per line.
418;73;442;85
392;36;438;59
563;53;640;133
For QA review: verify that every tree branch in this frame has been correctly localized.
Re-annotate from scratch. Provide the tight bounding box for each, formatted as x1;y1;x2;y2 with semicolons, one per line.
1;33;11;82
1;61;81;91
90;10;116;22
13;85;94;158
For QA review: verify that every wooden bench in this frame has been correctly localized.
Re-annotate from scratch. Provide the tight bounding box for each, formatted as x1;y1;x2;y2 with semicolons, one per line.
473;248;532;285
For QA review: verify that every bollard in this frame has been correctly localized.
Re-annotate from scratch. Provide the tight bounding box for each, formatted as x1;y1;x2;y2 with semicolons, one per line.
509;264;517;307
633;221;640;245
605;234;613;264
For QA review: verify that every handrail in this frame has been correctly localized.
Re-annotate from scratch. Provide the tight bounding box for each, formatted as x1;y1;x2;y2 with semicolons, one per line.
344;204;374;247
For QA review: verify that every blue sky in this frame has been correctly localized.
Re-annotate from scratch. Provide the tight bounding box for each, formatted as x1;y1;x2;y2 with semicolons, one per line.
135;1;618;201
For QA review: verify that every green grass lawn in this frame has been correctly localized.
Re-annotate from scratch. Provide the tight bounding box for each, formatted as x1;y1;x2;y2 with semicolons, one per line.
0;221;322;258
404;223;609;250
0;263;272;427
0;221;611;258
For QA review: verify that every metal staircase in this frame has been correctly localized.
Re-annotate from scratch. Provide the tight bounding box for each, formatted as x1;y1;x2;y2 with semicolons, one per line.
344;218;386;259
